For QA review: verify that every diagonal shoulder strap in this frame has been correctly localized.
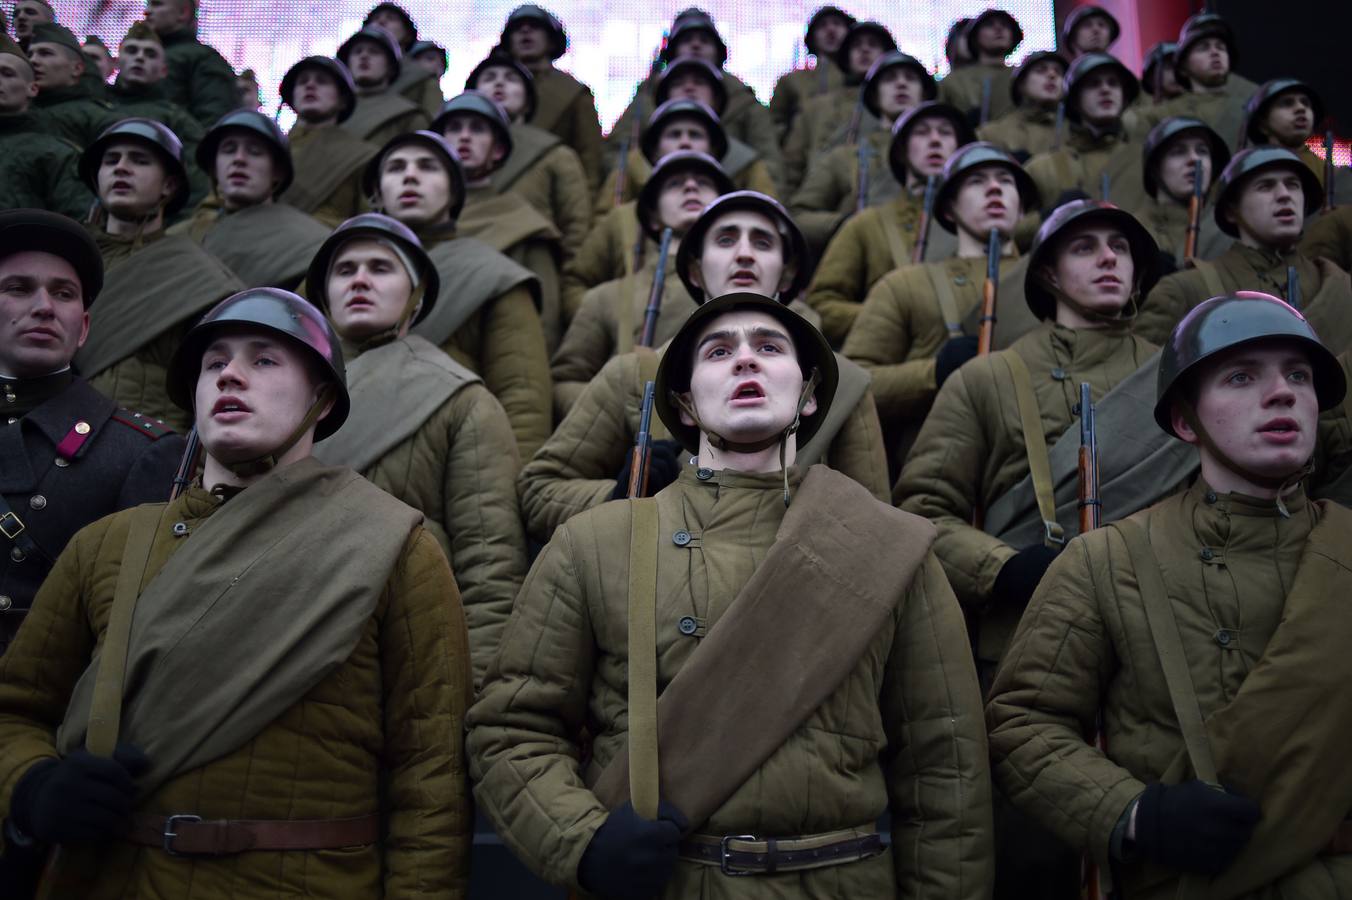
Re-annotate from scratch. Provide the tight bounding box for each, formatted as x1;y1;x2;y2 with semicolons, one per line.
1000;352;1065;548
1193;259;1226;300
626;498;660;819
880;208;910;271
924;263;966;338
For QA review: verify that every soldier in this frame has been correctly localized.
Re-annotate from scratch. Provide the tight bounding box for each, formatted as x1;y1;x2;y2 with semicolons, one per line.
1123;116;1230;265
519;190;890;543
142;0;237;126
82;35;115;82
335;24;430;147
363;2;443;117
938;8;1023;125
945;17;974;71
1059;5;1119;60
768;5;853;142
9;0;52;51
28;22;116;149
410;40;448;79
780;18;895;193
0;287;472;898
306;214;526;687
1240;78;1347;200
1024;52;1138;207
171;109;329;289
550;150;727;413
1137;147;1340;346
471;284;992;899
1140;12;1256;153
988;293;1352;899
805;101;973;346
74;118;244;430
364;129;550;458
1140;41;1182;104
433;91;567;352
977;50;1066;160
498;4;604;193
789;48;935;253
0;32;93;217
0;209;183;659
234;66;259;109
278;55;378;227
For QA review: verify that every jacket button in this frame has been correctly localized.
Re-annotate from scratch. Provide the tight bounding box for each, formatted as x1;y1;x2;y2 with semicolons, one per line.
672;530;692;546
10;547;24;563
1050;367;1067;381
172;522;189;537
28;495;46;511
0;596;10;611
696;467;713;480
953;275;968;286
1204;491;1217;504
1199;547;1214;561
54;458;70;468
678;616;698;636
1214;629;1232;647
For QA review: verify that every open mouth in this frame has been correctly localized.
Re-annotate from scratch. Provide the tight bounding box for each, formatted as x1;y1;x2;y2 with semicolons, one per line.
211;396;252;419
1093;274;1121;286
985;202;1007;215
1258;417;1301;442
729;381;766;405
1274;209;1297;224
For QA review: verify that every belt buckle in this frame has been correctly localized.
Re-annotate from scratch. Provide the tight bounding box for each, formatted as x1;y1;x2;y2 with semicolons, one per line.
719;834;759;876
0;511;23;540
163;814;202;856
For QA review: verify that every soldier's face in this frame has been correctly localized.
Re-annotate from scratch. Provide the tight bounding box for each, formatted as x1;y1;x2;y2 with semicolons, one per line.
236;76;260;109
1021;60;1063;105
1042;222;1136;321
1152;63;1181;99
143;0;188;34
672;30;719;64
846;32;885;77
508;21;546;63
655;169;719;233
666;71;716;109
1173;342;1319;483
1072;15;1113;53
348;40;391;88
975;19;1013;56
904;117;959;179
215;131;278;211
27;42;84;89
682;309;816;449
413;50;445;78
83;43;115;81
118;38;166;87
97;140;177;217
379;144;454;226
292;68;341;120
1158;135;1212;202
441;113;504;178
810;14;850;55
0;251;89;378
0;53;37;114
476;65;528;119
1184;36;1229;86
1076;71;1123;125
875;66;923;120
695;209;788;297
1263;92;1315;146
12;1;53;39
656;118;711;157
948;165;1021;238
326;239;415;341
1230;169;1306;249
368;9;411;45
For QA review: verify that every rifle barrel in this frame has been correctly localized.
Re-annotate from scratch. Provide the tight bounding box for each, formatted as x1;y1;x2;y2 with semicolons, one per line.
912;175;937;264
639;227;674;348
170;427;201;501
979;77;992;126
855;140;871;214
1287;266;1301;310
1184;158;1203;260
627;381;657;499
977;229;1000;356
1078;383;1100;533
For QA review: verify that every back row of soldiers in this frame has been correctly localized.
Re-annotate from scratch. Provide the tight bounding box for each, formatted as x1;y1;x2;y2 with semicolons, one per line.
2;2;1352;898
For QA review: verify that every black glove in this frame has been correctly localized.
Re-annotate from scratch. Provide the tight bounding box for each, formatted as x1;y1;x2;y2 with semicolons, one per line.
611;439;684;500
993;544;1060;609
1134;780;1261;875
934;335;980;388
9;745;149;844
578;800;688;900
1041;189;1091;221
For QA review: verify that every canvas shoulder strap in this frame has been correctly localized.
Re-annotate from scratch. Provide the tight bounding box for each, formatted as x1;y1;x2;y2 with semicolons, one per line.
999;351;1065;547
626;498;660;819
924;263;966;338
1194;259;1226;298
880;207;910;271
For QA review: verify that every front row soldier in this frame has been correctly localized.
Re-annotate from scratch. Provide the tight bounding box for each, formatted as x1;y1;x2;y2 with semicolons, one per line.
0;289;472;897
0;210;183;657
469;288;993;899
518;192;890;544
1125;116;1230;265
976;50;1067;161
305;213;527;687
989;294;1352;898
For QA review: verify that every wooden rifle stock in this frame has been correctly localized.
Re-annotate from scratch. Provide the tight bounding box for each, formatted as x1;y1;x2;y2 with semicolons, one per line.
977;229;1000;356
170;427;201;501
912;175;938;264
639;227;673;348
627;381;657;498
1077;383;1100;534
1184;158;1203;261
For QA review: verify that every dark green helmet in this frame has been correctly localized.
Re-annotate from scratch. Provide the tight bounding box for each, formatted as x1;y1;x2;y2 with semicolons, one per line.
964;9;1024;57
662;10;727;67
887;101;975;183
1153;292;1345;437
305;212;439;327
1212;146;1322;237
636;150;734;239
655;290;838;455
197;109;293;197
363;2;417;43
861;50;937;118
280;56;357;124
1141;116;1229;200
932;141;1039;233
466;53;537;121
1173;12;1235;86
166;288;350;440
804;5;856;56
79;117;190;215
432;91;514;161
641;98;727;164
675;191;811;303
1061;5;1120;51
654;56;728;113
409;40;447;70
1009;50;1067;106
945;18;973;67
501;5;567;60
1063;52;1139;123
1025;199;1160;321
336;24;402;84
1141;42;1177;98
0;208;103;307
834;20;896;74
1242;78;1325;148
362;130;467;223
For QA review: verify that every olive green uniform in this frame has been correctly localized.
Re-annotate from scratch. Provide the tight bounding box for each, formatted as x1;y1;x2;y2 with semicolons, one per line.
977;104;1060;158
282;122;377;228
0;112;93;218
159;26;239;126
780;83;875;193
788;127;898;256
528;65;605;194
1024;125;1138;208
769;62;844;142
938;63;1015;123
1301;206;1352;271
31;82;115;149
493;122;593;262
594;141;778;219
1121;192;1229;264
107;80;210;209
340;86;431;148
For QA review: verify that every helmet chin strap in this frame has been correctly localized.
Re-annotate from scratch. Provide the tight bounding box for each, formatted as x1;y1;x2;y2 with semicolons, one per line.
1178;398;1309;517
1040;274;1140;326
221;383;335;478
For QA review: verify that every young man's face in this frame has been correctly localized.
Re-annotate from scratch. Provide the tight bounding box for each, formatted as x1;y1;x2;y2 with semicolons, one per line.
1229;168;1306;249
0;250;89;378
292;68;342;121
413;49;445;78
655;117;711;158
27;42;83;89
475;65;527;119
948;164;1021;238
671;29;719;64
441;112;504;178
665;71;716;109
904;116;959;179
654;168;719;233
875;66;923;120
1157;135;1212;202
215;131;279;211
1071;15;1113;54
809;13;850;56
326;239;414;341
143;0;188;34
681;308;816;446
846;32;885;77
1184;36;1229;87
975;18;1013;56
117;38;166;87
368;8;411;46
1173;341;1319;483
236;74;260;109
695;209;787;297
97;139;176;219
0;53;37;114
1076;71;1124;126
507;20;547;64
1021;60;1063;105
12;0;53;40
348;40;391;88
1043;221;1136;317
1262;92;1315;147
83;42;115;81
379;144;454;226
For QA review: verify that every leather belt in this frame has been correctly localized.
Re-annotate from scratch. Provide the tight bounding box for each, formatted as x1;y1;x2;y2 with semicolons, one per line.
678;824;883;876
1324;820;1352;856
125;813;380;857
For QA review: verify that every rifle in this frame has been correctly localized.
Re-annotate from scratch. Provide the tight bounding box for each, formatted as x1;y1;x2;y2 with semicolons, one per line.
1287;265;1301;310
627;381;657;498
855;139;871;214
1326;127;1337;211
844;96;864;145
170;427;202;501
977;228;1001;356
912;174;938;264
1183;158;1204;261
979;76;992;126
639;227;674;348
1078;383;1100;534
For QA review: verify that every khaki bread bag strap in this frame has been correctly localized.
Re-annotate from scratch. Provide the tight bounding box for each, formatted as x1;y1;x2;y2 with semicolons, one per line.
626;498;661;819
1193;260;1226;299
880;210;910;271
1000;352;1065;548
616;268;639;355
924;264;966;338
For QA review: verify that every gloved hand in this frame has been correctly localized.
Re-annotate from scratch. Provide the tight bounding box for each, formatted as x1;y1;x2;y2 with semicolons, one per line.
993;544;1061;609
1134;780;1261;875
934;335;980;388
1041;189;1091;221
612;440;684;500
9;745;149;844
578;800;688;900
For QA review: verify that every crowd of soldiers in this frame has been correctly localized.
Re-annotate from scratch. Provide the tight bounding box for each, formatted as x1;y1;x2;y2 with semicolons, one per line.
2;0;1352;897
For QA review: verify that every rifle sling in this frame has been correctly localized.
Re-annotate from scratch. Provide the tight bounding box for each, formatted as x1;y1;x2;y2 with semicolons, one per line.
1000;352;1065;548
626;498;660;819
924;264;966;338
880;210;910;272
